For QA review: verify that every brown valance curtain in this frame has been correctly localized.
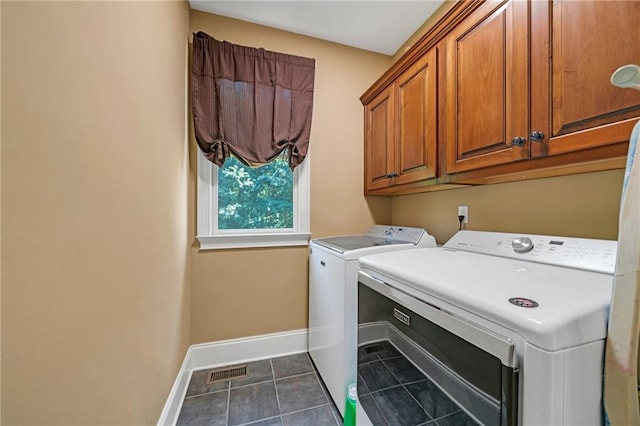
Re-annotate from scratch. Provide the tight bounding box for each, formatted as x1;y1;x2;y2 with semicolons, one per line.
191;32;315;170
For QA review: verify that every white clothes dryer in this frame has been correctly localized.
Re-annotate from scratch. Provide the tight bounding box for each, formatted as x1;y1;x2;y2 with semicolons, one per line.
308;225;436;417
356;230;618;425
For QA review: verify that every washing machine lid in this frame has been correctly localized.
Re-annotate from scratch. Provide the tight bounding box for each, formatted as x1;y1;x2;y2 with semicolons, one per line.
358;231;618;352
311;225;435;256
312;235;406;254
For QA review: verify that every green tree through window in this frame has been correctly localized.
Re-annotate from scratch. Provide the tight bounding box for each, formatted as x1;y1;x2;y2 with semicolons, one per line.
218;155;293;229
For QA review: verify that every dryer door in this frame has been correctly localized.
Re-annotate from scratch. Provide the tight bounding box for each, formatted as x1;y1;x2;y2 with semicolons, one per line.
357;272;518;426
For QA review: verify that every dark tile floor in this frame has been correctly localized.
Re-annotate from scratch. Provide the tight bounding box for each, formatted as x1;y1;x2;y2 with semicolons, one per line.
177;352;342;426
357;341;481;426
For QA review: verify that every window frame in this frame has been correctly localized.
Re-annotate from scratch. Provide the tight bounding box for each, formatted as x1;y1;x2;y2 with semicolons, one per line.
196;151;311;250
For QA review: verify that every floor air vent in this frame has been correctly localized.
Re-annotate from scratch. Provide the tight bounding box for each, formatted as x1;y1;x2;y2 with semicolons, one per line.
206;365;248;383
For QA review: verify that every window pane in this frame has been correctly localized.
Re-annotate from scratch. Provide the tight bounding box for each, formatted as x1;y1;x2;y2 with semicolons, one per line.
218;156;293;230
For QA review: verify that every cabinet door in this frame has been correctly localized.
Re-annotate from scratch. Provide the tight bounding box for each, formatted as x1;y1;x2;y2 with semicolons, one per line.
445;0;529;173
530;0;640;158
394;48;438;185
364;86;395;191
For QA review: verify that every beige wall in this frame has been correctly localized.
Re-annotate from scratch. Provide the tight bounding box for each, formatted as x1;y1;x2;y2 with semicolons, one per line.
2;2;190;425
0;1;3;420
392;170;624;245
189;11;392;344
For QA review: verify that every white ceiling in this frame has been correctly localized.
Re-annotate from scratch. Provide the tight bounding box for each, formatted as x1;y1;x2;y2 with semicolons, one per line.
189;1;446;55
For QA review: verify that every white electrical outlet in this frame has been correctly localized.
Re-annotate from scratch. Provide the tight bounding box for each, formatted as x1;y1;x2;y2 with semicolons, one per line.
458;205;469;223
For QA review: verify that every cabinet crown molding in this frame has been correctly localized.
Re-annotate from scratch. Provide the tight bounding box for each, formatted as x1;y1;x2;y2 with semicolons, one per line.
360;0;484;105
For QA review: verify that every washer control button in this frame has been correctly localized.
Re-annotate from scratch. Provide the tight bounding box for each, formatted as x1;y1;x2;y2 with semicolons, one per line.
512;237;534;253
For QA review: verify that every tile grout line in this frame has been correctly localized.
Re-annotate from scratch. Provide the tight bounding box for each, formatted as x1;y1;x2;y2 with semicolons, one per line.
368;390;393;426
312;369;341;425
357;372;372;397
307;351;342;425
231;377;277;390
379;356;435;422
270;358;284;418
433;409;463;422
316;372;335;400
313;369;330;403
236;414;282;426
274;370;317;382
281;401;333;417
361;358;405;395
362;343;427;425
431;409;465;424
277;353;341;424
358;356;394;424
303;352;339;425
225;380;231;426
402;381;436;423
183;383;230;399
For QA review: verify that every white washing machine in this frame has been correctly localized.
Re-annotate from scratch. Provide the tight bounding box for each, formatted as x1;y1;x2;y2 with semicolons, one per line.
356;230;618;425
308;225;436;417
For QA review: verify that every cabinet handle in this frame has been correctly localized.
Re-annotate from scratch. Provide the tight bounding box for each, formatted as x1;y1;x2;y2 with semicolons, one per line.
387;172;398;178
511;137;526;147
529;131;545;142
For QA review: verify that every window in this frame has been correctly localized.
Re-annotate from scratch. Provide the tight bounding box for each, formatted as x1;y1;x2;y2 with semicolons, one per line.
192;33;314;249
196;151;310;250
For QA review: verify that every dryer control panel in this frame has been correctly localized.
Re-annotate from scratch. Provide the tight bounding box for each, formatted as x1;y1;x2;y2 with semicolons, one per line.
445;230;617;274
366;225;435;247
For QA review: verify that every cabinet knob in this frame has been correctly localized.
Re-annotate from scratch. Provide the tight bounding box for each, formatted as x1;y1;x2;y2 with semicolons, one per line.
511;137;527;147
386;172;398;178
529;131;545;142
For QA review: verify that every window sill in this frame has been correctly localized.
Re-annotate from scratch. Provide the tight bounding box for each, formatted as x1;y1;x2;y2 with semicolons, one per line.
197;233;311;250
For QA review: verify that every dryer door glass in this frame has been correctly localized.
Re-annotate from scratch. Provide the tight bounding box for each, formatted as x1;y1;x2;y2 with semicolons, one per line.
357;278;518;426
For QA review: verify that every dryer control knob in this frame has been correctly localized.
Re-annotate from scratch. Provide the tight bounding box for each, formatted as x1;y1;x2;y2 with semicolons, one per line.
512;237;534;253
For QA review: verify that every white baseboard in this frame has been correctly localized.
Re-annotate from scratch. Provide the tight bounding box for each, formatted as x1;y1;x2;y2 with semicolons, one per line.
157;328;308;426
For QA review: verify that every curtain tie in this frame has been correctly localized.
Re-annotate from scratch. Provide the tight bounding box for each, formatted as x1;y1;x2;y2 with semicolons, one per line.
208;140;229;166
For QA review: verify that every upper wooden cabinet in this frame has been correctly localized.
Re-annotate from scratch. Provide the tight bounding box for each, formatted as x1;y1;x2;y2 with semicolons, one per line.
362;0;639;194
446;0;640;176
364;49;438;193
445;0;529;174
365;85;395;191
529;0;640;159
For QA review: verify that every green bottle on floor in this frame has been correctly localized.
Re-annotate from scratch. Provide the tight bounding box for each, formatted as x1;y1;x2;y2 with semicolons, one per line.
344;383;357;426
